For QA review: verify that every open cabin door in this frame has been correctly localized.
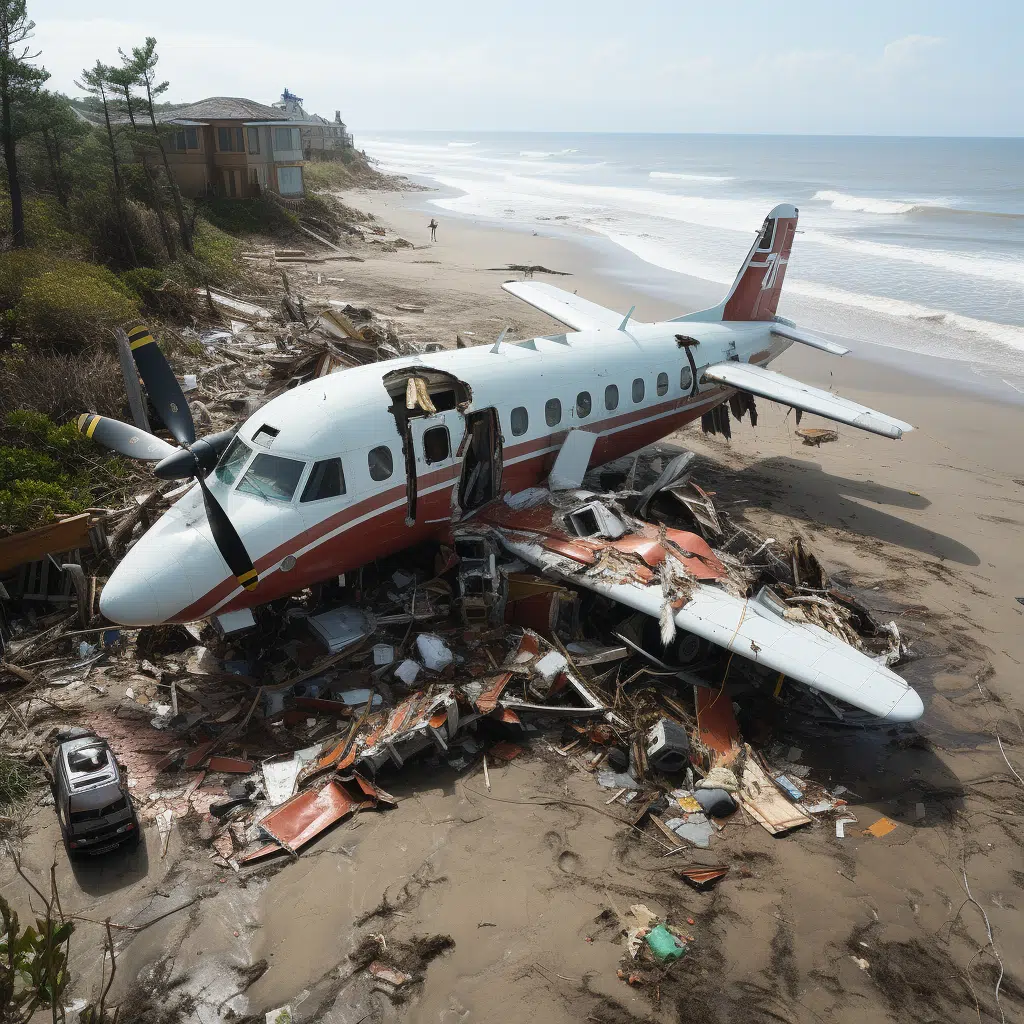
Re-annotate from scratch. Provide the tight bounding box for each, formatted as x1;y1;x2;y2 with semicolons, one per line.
458;409;502;514
382;367;471;525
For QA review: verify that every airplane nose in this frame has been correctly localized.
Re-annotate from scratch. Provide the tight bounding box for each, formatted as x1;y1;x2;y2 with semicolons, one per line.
885;687;925;723
99;566;164;627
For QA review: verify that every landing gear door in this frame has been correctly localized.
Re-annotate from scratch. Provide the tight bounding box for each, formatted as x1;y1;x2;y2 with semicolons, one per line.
409;412;462;522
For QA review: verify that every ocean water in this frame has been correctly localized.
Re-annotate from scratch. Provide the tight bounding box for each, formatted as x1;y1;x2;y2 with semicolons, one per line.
360;132;1024;391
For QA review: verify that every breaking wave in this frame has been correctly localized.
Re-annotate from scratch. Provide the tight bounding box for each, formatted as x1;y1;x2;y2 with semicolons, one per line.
519;148;579;158
650;171;735;182
813;190;927;214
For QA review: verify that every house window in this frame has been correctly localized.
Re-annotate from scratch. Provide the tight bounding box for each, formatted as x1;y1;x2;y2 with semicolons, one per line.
632;378;645;404
680;366;692;392
224;169;237;197
423;426;450;464
605;384;619;411
277;166;303;195
576;391;591;418
368;445;393;481
274;126;299;151
170;127;200;152
301;458;346;502
545;398;561;427
247;127;260;154
510;407;528;436
217;126;244;152
657;372;669;396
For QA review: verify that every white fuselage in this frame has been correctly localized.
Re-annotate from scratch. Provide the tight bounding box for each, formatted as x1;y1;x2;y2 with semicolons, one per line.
99;319;790;625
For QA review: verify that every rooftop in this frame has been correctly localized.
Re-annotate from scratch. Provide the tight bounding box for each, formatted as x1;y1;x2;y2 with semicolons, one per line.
160;96;289;123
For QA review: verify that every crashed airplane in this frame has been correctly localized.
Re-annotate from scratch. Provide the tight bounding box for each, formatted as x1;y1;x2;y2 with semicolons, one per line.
76;203;923;722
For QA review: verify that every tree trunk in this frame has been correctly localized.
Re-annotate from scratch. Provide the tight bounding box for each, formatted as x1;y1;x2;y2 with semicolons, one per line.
1;73;25;247
144;76;193;254
98;83;137;267
121;88;176;260
41;129;68;207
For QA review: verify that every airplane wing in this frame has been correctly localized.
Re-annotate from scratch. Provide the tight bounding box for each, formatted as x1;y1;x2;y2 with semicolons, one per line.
502;281;640;332
491;531;922;722
703;362;913;439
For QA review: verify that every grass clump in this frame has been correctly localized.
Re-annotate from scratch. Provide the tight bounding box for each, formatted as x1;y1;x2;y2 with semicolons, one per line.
0;411;108;534
0;754;36;813
120;267;200;322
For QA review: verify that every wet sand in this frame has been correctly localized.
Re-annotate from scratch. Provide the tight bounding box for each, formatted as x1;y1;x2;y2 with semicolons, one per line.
3;190;1022;1024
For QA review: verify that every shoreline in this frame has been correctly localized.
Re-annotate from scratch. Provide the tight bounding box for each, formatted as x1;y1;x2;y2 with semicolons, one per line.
389;176;1024;408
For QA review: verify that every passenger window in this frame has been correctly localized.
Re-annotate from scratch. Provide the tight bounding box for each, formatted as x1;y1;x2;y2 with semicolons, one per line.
576;391;592;418
510;406;529;436
680;365;693;392
301;458;346;502
656;372;668;397
545;398;561;427
605;384;619;411
368;445;393;481
423;426;450;464
632;378;645;404
237;453;304;502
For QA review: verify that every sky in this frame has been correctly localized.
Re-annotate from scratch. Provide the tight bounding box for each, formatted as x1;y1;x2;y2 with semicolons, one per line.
32;0;1022;136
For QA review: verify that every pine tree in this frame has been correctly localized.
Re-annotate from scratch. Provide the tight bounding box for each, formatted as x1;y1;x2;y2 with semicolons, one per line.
0;0;48;247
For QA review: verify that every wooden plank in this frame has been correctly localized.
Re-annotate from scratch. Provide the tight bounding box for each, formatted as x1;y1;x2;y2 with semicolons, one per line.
0;515;94;573
738;758;811;835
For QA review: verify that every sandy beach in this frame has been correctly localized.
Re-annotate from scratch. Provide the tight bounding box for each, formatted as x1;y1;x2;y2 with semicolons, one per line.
4;187;1022;1024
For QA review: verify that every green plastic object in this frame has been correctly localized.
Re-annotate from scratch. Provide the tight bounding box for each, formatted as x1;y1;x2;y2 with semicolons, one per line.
645;924;688;962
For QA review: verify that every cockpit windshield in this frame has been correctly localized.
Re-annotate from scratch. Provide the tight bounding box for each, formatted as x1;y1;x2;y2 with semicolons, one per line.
215;437;252;486
237;453;305;502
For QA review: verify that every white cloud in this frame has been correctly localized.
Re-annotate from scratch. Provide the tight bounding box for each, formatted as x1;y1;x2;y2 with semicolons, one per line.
882;35;944;65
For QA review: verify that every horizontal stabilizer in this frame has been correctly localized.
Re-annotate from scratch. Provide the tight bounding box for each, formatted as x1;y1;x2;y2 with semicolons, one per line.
770;323;850;356
502;281;639;332
703;362;913;439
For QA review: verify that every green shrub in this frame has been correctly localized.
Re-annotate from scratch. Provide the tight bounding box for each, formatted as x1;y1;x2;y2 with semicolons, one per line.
0;412;97;533
0;250;50;311
120;267;199;322
195;196;298;236
68;192;169;270
0;194;86;255
15;261;139;348
188;218;243;287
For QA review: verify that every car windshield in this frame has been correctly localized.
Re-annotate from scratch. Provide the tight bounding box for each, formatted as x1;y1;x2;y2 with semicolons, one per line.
215;437;252;486
237;453;305;502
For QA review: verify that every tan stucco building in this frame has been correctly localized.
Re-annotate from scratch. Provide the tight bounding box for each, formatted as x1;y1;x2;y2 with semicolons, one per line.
158;97;308;199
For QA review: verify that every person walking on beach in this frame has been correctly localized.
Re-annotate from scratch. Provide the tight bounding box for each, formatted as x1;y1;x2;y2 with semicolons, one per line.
428;218;438;242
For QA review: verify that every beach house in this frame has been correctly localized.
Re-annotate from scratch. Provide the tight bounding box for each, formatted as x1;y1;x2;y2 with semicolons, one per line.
159;96;308;200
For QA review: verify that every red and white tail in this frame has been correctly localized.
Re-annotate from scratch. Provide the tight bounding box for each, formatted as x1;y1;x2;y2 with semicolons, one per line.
673;204;798;324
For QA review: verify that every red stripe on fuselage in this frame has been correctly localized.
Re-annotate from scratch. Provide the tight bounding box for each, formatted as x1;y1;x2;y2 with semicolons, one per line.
173;388;728;621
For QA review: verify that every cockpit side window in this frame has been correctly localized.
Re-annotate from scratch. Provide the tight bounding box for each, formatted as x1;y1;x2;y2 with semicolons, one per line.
237;453;305;502
757;218;776;251
215;437;252;486
301;458;346;502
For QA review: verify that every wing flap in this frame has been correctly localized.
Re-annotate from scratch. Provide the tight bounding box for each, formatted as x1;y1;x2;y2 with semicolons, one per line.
502;281;634;332
704;361;913;439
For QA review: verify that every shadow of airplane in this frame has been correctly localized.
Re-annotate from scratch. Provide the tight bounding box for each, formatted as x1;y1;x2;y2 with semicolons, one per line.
709;455;980;566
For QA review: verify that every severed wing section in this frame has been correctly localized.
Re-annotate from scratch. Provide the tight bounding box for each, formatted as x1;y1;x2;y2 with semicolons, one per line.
704;362;914;439
502;281;640;332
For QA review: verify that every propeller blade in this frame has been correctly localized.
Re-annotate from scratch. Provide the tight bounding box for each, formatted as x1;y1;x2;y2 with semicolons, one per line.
76;414;179;461
196;475;259;593
126;324;196;447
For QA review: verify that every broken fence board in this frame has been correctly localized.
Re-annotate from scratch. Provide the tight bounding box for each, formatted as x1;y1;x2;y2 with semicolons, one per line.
738;758;812;835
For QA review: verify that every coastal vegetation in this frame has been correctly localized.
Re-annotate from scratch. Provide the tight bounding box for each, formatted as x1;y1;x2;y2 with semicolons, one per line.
0;0;381;534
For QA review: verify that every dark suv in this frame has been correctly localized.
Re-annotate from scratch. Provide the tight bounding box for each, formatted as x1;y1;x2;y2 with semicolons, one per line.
51;728;140;857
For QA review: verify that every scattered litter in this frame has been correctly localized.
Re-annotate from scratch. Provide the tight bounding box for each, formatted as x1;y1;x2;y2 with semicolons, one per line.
836;816;857;839
394;659;421;685
416;633;454;671
864;816;898;838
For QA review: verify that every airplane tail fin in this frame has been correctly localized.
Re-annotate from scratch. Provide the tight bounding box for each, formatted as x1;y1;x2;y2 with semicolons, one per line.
672;203;799;324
